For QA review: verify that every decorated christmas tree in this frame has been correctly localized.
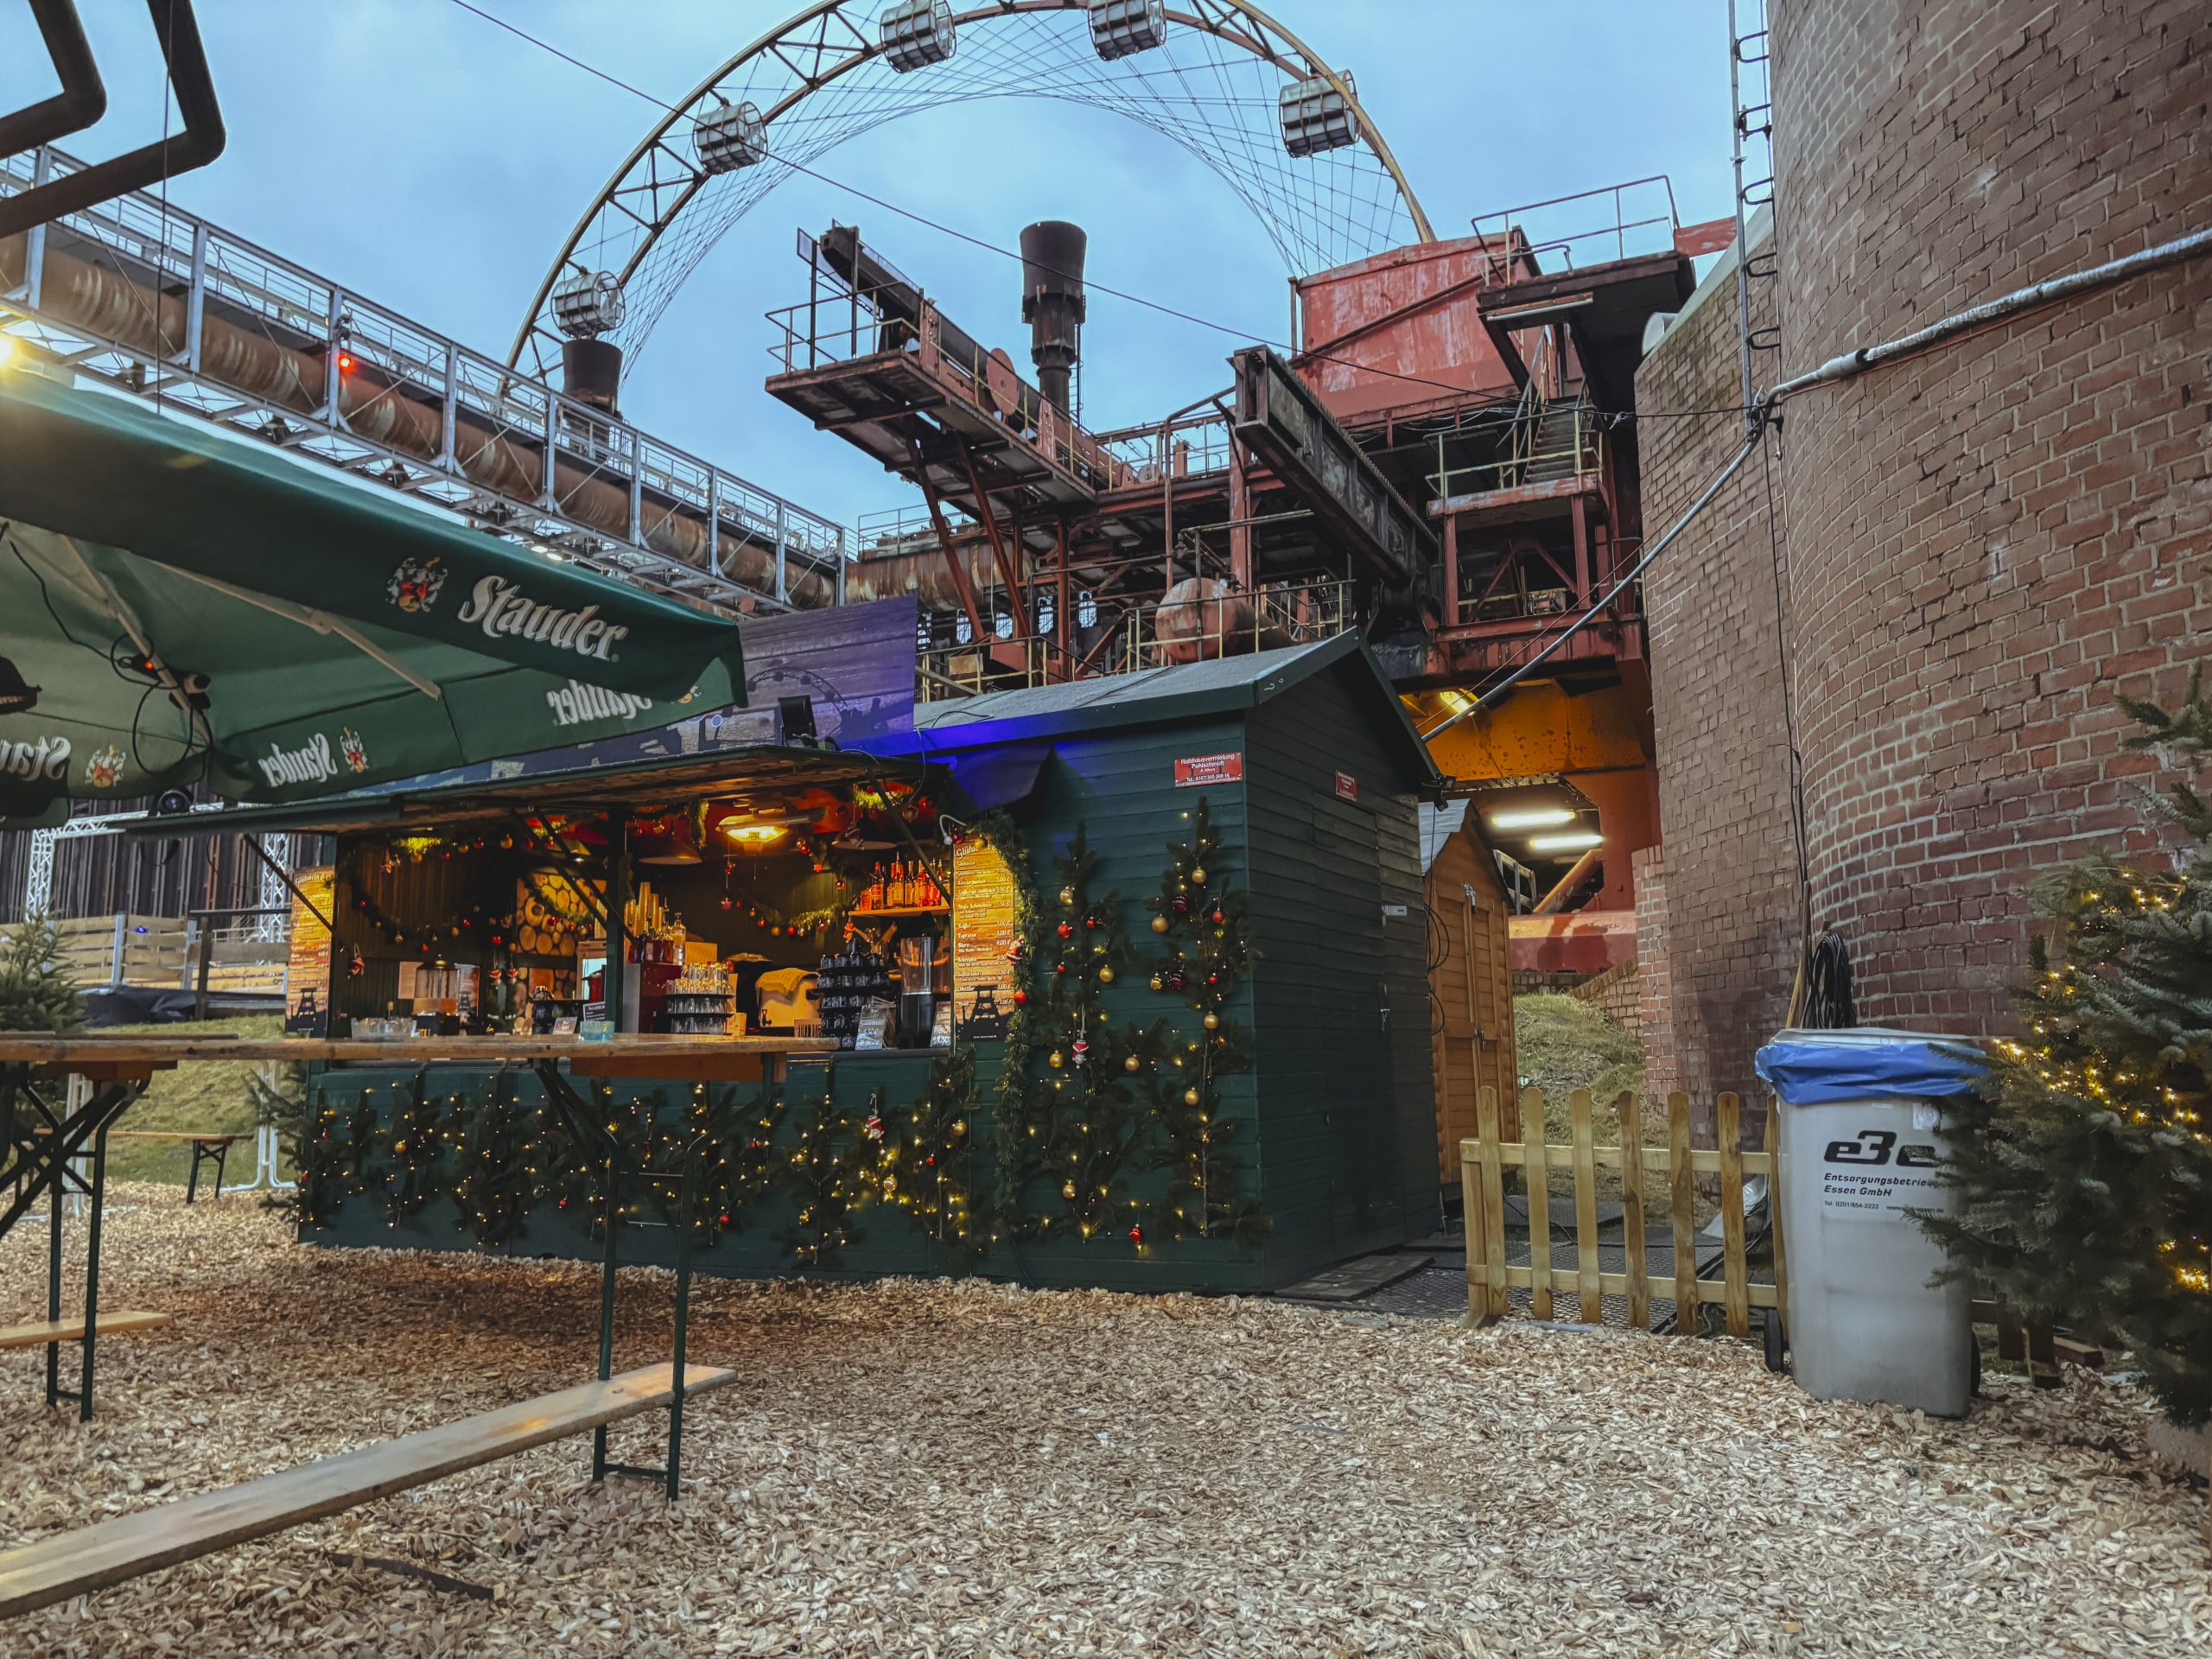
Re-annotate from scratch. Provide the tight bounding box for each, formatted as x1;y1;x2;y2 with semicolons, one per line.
0;912;82;1033
1027;827;1147;1242
1143;798;1267;1245
1924;671;2212;1427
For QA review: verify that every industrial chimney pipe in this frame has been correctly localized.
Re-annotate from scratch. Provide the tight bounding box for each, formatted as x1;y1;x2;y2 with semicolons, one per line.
1020;220;1087;414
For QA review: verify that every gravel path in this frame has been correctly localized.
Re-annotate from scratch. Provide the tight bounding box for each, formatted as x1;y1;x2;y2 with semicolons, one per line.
2;1187;2205;1656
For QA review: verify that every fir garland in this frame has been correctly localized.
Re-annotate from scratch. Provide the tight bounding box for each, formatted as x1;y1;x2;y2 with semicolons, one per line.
1029;826;1148;1243
779;1066;872;1269
668;1077;789;1248
969;810;1046;1240
1144;798;1268;1246
448;1070;543;1248
382;1074;451;1225
291;1085;378;1229
881;1046;986;1264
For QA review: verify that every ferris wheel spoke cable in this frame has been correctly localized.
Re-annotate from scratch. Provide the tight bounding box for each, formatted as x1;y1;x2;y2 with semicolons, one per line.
448;0;1750;421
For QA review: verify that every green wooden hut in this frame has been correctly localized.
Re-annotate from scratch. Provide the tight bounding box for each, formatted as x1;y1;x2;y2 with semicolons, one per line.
253;634;1442;1294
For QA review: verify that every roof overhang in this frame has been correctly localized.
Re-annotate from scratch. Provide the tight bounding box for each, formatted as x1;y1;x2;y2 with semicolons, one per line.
126;747;930;840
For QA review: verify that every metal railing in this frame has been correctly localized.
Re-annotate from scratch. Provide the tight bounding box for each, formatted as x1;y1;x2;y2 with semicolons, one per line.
766;230;1117;493
1096;407;1236;484
0;145;847;614
1470;175;1681;271
1119;577;1357;672
1432;396;1604;500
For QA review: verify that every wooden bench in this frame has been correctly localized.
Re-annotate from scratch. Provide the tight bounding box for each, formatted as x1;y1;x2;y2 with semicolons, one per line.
102;1132;241;1203
0;1312;171;1352
0;1361;734;1619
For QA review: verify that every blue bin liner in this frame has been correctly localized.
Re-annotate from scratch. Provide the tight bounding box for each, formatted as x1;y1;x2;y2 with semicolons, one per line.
1754;1027;1987;1105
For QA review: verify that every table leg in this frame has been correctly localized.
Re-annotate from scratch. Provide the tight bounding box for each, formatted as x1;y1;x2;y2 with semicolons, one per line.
45;1146;63;1408
76;1123;109;1422
667;1154;696;1502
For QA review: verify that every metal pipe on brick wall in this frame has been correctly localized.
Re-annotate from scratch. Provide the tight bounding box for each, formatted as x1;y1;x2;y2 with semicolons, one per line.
1765;225;2212;402
0;236;833;606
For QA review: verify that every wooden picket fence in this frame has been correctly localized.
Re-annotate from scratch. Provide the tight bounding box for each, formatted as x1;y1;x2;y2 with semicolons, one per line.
1459;1086;1784;1338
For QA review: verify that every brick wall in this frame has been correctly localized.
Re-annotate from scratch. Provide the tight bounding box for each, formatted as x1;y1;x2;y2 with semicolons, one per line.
1566;960;1642;1033
1773;0;2212;1031
1630;845;1678;1096
1634;215;1802;1101
1638;0;2212;1090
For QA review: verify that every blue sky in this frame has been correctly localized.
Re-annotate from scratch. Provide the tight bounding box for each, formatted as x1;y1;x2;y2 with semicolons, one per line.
4;2;1737;527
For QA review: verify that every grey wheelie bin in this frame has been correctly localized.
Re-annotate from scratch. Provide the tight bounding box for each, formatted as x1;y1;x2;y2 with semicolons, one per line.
1754;1027;1987;1417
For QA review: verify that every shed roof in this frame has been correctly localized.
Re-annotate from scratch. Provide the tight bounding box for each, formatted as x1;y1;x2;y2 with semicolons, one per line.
1418;798;1510;882
905;634;1439;788
1419;800;1471;874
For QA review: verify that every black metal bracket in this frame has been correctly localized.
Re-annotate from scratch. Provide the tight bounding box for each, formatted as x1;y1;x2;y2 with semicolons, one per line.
0;2;227;240
0;1;106;156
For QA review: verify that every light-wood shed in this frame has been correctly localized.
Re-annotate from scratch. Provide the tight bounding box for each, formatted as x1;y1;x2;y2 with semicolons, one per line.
1421;802;1519;1185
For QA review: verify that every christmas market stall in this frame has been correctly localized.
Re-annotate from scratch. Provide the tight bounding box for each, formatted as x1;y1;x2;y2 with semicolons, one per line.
165;634;1441;1294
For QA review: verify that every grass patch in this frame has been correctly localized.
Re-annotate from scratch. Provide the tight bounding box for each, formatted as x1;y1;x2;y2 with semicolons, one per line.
94;1017;298;1185
1511;993;1661;1201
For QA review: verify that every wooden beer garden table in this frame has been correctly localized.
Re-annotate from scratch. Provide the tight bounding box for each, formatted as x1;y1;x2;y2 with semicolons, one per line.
0;1033;836;1420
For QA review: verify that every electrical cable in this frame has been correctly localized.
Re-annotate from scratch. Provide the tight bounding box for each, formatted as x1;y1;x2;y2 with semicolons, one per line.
442;0;1754;426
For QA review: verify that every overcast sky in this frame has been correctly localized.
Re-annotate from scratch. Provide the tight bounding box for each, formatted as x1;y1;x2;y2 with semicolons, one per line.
3;2;1737;527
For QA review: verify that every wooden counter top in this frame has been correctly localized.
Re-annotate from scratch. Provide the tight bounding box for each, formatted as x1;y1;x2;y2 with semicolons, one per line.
0;1034;840;1083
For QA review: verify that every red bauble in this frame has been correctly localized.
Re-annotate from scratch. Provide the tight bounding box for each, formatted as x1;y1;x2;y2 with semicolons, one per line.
1057;922;1074;940
1084;917;1098;931
1013;988;1030;1007
1128;1224;1144;1245
1055;962;1069;976
1173;893;1191;916
1211;907;1225;925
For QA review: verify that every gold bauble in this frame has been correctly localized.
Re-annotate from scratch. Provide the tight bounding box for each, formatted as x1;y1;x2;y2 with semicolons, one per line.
1058;886;1076;906
1123;1054;1141;1074
1148;975;1164;993
1190;867;1207;886
1203;1012;1219;1032
1049;1050;1065;1070
1150;914;1170;934
1097;964;1116;984
1184;1087;1202;1107
1062;1179;1077;1199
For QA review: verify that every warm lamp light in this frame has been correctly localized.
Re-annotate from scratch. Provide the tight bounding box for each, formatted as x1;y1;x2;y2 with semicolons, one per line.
723;821;789;846
1529;830;1605;854
1488;806;1577;832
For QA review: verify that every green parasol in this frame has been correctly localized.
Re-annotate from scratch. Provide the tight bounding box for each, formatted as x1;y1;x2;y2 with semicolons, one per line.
0;368;747;809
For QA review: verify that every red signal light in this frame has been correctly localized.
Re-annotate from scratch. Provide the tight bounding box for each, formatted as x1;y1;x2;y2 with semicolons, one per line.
337;350;354;373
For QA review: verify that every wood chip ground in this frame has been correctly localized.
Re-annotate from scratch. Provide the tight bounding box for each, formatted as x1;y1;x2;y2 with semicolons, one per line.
2;1186;2206;1656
